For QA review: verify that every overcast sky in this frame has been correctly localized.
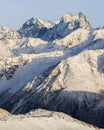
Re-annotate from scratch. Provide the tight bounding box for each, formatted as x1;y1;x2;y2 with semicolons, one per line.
0;0;103;29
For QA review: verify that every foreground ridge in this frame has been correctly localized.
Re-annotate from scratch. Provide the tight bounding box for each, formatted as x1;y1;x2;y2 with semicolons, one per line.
0;109;100;130
0;13;104;129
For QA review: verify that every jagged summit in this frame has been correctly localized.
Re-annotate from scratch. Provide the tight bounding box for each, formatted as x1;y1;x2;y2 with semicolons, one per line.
61;13;78;22
24;17;44;28
61;12;91;29
23;17;52;29
79;12;92;29
19;17;52;39
18;12;92;41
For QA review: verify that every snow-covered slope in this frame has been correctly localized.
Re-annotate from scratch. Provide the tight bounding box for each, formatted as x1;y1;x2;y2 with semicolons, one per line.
0;13;104;129
0;109;100;130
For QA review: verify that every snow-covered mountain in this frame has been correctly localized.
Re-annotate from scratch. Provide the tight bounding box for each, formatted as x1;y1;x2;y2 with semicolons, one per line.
0;13;104;129
18;12;91;41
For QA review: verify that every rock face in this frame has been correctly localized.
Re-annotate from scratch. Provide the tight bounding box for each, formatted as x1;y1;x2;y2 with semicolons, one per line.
0;13;104;129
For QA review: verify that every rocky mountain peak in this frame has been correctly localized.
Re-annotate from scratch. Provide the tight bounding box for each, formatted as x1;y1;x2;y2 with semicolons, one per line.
79;12;92;29
60;13;78;22
23;17;45;29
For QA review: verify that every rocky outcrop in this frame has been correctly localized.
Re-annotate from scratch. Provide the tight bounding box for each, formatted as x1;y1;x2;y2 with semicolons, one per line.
79;12;92;29
0;108;10;119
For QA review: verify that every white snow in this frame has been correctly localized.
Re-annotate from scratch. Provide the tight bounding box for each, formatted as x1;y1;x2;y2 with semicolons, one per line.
0;109;99;130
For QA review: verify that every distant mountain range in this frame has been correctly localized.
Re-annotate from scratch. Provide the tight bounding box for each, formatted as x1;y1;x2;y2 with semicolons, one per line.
18;12;91;41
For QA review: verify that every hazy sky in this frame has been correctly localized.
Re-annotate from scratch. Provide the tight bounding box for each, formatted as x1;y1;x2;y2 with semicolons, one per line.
0;0;103;30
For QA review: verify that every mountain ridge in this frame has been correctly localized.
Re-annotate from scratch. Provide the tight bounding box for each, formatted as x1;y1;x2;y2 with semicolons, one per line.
18;12;92;41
